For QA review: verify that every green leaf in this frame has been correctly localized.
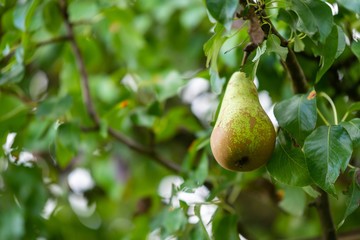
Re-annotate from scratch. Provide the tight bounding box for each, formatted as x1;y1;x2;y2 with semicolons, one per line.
274;89;317;146
277;9;298;30
0;63;25;85
351;41;360;61
212;213;239;240
340;119;360;147
348;102;360;113
290;0;333;42
338;169;360;228
205;0;238;31
239;54;260;81
204;24;227;92
304;125;353;196
266;34;288;61
68;0;99;22
278;185;306;216
267;129;312;187
0;204;24;240
4;163;48;213
336;0;360;14
302;186;320;198
210;68;226;94
336;26;346;59
57;123;81;152
155;71;186;101
13;0;40;31
37;95;73;119
0;94;29;134
194;205;211;240
55;140;74;168
294;34;305;52
316;25;339;83
192;152;209;186
252;44;267;62
164;208;187;234
42;1;62;33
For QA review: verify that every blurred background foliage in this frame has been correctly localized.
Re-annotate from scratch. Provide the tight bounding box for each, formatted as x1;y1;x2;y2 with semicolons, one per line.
0;0;360;239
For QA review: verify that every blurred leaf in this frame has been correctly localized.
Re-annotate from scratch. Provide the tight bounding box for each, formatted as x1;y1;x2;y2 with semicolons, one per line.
68;0;99;22
316;26;340;83
205;0;238;31
274;89;317;146
336;0;360;14
42;1;62;33
267;129;312;187
4;163;48;213
277;8;298;30
302;185;320;198
338;169;360;228
210;68;226;94
0;202;24;240
192;152;209;186
164;208;187;234
348;102;360;113
351;41;360;61
336;26;346;59
304;125;353;196
194;205;211;240
204;23;227;93
340;119;360;147
155;71;186;101
290;0;333;42
92;158;125;200
13;0;40;31
266;34;288;61
154;107;201;143
212;212;239;240
37;95;73;119
278;185;306;216
57;123;81;152
23;118;54;151
0;94;29;134
0;63;24;85
55;140;74;168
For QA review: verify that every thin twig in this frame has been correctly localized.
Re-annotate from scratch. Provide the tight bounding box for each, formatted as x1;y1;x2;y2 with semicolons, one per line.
35;35;72;48
59;0;100;125
58;0;181;173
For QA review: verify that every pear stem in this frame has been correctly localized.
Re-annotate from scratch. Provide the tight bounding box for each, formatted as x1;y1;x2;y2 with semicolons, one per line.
317;108;330;126
341;111;349;122
320;92;338;125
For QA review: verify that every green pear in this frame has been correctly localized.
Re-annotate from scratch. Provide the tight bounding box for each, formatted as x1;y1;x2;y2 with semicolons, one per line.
210;71;276;172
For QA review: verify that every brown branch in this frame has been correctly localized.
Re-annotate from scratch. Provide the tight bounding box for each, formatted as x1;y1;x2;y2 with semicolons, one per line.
311;187;337;240
59;0;100;125
58;0;181;173
35;35;71;48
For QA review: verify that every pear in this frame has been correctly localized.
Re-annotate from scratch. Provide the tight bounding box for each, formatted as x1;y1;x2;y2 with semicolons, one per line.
210;71;276;172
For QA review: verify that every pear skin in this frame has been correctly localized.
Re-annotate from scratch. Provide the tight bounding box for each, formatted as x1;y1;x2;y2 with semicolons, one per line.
210;71;276;172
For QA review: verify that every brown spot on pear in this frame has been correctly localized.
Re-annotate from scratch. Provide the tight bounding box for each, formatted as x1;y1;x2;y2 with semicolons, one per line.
210;71;276;172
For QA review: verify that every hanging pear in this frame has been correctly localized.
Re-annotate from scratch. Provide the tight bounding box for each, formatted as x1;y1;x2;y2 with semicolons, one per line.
210;71;276;172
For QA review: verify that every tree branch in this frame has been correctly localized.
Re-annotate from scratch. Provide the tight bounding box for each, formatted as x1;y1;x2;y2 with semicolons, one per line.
58;0;181;173
312;187;337;240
